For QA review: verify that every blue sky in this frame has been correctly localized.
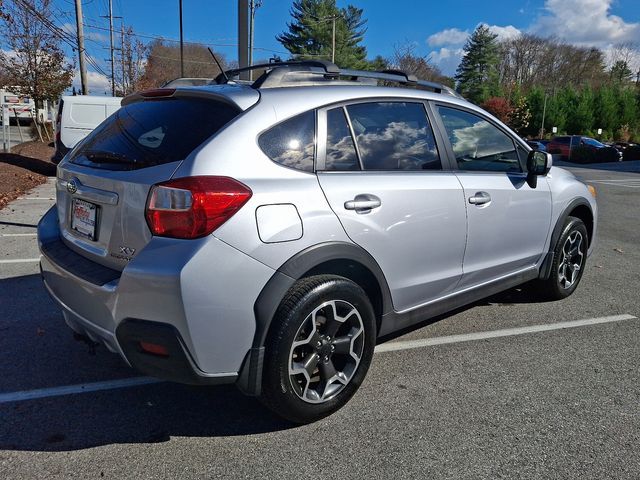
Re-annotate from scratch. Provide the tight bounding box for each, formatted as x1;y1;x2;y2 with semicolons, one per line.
33;0;640;92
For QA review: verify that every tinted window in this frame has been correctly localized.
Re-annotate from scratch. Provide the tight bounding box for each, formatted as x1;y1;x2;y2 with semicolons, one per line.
346;102;441;171
70;97;240;171
325;108;359;171
583;137;604;147
437;106;521;172
259;111;315;172
554;136;570;145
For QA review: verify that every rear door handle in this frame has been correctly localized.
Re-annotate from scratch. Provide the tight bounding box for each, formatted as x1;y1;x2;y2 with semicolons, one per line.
468;191;491;205
344;194;381;213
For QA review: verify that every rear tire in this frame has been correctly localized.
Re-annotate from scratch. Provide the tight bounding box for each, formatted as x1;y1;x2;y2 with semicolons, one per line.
260;275;376;424
538;216;588;300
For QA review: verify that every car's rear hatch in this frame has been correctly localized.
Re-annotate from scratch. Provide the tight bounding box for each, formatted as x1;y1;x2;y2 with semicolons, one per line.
55;88;255;271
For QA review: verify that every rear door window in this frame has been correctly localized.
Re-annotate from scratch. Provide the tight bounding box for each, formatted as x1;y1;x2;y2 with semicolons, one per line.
325;107;359;171
345;102;441;171
70;97;240;170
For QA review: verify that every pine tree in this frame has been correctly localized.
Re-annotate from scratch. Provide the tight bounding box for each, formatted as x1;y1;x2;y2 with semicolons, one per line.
277;0;368;69
454;25;500;104
610;60;633;84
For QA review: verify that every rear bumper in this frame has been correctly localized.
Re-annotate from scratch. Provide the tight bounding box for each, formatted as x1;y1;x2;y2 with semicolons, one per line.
38;205;276;383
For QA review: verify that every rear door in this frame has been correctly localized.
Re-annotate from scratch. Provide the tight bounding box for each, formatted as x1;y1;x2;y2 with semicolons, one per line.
56;94;241;270
432;103;552;289
316;100;467;312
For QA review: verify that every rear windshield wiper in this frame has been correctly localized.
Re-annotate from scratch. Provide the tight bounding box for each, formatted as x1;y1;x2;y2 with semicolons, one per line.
82;150;159;168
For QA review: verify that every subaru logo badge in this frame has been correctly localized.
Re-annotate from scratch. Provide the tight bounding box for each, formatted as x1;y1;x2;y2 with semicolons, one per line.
67;179;77;194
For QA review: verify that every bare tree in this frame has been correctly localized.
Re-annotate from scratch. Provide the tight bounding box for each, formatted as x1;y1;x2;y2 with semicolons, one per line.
0;0;74;108
118;26;147;95
391;43;451;85
498;35;608;94
138;40;227;90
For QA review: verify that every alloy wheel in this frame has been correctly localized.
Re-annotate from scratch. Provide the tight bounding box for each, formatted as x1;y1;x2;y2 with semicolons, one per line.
288;300;365;404
558;230;584;289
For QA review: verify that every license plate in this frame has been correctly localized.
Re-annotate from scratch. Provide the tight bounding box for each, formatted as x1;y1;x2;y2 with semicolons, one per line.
71;199;98;240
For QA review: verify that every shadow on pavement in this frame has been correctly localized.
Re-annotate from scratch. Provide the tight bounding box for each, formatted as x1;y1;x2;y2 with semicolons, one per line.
0;153;56;176
0;271;549;452
555;160;640;174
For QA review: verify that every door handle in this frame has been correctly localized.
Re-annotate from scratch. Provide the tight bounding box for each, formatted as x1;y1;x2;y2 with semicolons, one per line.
468;191;491;205
344;194;381;213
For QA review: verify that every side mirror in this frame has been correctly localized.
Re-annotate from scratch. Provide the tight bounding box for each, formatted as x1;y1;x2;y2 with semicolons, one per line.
526;150;552;188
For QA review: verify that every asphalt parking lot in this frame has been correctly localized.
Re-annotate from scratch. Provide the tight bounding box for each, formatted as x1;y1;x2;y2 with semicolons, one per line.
0;166;638;479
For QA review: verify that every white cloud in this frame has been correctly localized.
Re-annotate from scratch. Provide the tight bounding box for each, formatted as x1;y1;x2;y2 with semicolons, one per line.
487;25;521;42
531;0;640;47
427;28;469;47
71;70;111;95
425;0;639;76
426;24;521;75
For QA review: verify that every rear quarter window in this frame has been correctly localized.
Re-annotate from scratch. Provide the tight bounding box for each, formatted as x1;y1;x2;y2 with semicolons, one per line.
69;97;240;170
258;111;315;173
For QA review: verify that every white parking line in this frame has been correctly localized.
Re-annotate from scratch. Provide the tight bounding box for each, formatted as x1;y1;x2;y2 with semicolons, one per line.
0;314;636;404
375;314;637;353
0;258;40;264
0;377;162;404
0;233;37;237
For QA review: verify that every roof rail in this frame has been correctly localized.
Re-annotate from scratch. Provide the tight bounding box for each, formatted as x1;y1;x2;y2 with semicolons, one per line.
214;60;340;84
214;61;460;98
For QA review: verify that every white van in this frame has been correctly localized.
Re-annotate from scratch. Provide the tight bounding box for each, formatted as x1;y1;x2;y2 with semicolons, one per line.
52;95;122;163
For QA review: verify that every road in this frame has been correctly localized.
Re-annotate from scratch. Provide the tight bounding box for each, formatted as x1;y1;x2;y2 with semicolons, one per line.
0;166;638;479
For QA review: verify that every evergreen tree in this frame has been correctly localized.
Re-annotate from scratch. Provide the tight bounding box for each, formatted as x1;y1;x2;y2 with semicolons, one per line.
594;86;618;137
609;60;633;84
454;25;500;104
277;0;368;69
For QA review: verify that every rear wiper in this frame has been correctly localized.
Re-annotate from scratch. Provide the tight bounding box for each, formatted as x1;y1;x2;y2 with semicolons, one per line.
83;150;159;167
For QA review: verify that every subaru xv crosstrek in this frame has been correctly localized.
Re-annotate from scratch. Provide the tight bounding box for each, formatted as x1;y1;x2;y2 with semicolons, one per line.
38;61;597;423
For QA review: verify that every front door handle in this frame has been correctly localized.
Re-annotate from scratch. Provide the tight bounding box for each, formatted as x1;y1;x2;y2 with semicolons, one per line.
468;191;491;205
344;194;381;213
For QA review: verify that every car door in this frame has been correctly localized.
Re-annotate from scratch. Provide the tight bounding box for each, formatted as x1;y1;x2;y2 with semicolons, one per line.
316;100;467;312
432;103;552;289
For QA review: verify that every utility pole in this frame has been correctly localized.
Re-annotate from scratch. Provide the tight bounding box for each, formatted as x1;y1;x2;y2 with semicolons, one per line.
108;0;115;96
331;15;336;64
120;23;126;95
74;0;89;94
540;91;548;138
179;0;184;77
238;0;249;80
248;1;262;80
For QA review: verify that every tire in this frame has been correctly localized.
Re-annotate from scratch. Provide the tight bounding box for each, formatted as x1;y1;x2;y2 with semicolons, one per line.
539;216;588;300
260;275;376;424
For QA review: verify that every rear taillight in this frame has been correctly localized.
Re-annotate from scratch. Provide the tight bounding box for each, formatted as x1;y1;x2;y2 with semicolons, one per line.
145;176;252;239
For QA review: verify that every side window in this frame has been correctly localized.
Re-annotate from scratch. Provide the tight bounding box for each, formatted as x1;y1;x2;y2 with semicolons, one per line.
326;107;359;171
258;111;315;172
345;102;441;171
436;106;521;173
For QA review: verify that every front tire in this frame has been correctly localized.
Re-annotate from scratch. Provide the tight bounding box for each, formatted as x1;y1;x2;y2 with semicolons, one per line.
539;216;588;300
260;275;376;424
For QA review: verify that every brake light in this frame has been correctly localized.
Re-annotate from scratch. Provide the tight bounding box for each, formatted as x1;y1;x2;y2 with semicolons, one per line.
145;176;252;239
139;88;176;98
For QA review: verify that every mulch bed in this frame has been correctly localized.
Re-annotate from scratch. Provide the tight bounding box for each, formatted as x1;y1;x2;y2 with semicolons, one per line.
0;141;56;211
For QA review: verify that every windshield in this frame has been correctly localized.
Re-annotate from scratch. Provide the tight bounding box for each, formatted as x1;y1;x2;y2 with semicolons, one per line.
582;138;604;148
69;97;240;170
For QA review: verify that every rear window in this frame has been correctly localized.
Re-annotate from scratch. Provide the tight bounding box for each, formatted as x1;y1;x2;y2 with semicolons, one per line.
69;97;240;170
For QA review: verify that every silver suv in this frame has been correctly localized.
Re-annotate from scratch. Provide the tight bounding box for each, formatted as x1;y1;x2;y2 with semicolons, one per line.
38;61;597;423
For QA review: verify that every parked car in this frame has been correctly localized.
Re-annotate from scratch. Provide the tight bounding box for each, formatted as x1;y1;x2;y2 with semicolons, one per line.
547;135;620;163
52;95;122;164
526;140;547;151
38;61;597;423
